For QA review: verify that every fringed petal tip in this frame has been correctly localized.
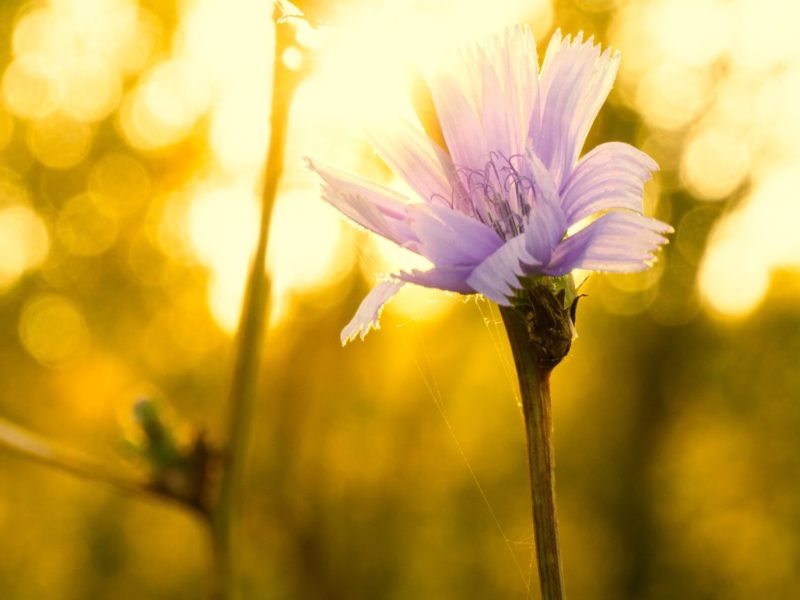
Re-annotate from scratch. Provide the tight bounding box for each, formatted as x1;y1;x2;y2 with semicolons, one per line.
635;213;674;236
341;319;379;346
655;221;674;235
340;280;404;345
552;28;619;57
303;156;325;178
534;27;623;187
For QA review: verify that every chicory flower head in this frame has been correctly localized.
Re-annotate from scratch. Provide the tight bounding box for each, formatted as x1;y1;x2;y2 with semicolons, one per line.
307;26;672;344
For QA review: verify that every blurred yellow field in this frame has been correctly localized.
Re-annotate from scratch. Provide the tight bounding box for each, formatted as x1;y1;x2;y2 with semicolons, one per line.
0;0;799;598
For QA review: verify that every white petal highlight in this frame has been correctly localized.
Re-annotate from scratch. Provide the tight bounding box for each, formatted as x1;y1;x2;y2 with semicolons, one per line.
341;280;404;345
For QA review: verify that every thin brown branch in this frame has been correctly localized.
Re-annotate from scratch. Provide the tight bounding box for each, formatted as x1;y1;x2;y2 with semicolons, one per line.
0;415;193;513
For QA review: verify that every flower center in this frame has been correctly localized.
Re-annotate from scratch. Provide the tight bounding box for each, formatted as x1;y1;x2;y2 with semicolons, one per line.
454;152;535;240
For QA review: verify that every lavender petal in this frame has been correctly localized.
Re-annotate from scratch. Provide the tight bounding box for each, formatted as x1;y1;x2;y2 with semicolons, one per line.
477;27;540;161
396;265;474;293
560;142;659;223
531;31;620;187
409;203;504;268
427;66;488;175
367;119;456;205
525;193;568;266
544;211;673;276
306;158;420;250
465;234;541;305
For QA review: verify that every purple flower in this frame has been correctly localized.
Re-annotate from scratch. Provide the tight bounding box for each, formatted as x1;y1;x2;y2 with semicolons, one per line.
307;27;672;344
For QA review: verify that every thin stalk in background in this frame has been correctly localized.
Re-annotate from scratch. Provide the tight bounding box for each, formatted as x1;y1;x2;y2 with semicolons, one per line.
501;294;573;600
0;6;307;600
0;416;197;514
209;8;303;599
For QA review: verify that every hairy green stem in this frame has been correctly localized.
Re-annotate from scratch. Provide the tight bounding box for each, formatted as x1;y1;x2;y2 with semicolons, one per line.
209;10;300;599
501;306;566;600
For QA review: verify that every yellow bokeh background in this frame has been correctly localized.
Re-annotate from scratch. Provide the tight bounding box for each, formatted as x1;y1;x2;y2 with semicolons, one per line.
1;0;800;598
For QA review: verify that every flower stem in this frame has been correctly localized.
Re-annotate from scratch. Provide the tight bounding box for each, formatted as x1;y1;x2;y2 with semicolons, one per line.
501;305;566;600
209;10;301;599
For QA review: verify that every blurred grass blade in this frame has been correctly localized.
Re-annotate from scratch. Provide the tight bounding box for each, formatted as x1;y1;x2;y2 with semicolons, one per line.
209;7;306;599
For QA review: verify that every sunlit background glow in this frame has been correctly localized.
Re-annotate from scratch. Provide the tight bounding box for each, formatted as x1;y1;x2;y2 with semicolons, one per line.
3;0;800;598
611;0;800;317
